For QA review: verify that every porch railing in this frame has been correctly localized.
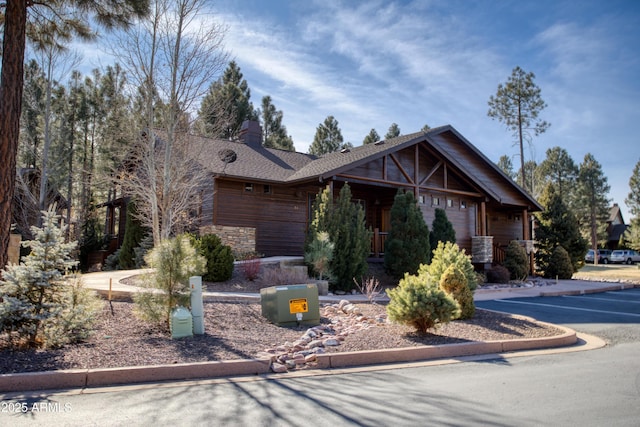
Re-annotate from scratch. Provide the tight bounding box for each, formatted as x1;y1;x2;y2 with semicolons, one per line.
371;228;388;257
493;243;506;264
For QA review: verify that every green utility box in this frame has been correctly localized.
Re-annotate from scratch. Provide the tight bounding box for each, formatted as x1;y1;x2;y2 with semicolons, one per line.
171;307;193;339
260;284;320;326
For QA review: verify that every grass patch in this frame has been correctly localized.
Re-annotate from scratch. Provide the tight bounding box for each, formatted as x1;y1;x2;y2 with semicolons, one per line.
574;264;640;282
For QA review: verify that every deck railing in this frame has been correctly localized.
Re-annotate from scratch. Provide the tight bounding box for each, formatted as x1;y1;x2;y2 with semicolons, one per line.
493;243;506;264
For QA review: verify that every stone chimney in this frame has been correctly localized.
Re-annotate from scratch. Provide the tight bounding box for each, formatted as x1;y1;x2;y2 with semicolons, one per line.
238;120;263;147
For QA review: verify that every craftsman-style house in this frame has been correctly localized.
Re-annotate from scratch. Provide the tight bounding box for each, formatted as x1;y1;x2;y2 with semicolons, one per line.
104;121;541;268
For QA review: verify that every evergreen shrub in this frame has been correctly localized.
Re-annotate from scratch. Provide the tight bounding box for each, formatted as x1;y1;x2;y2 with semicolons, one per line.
503;241;529;280
43;276;103;347
439;265;475;319
328;185;371;291
545;246;574;279
419;241;478;291
134;235;206;326
304;231;334;280
119;201;146;270
485;265;510;284
429;208;456;250
386;273;460;334
196;234;234;282
306;185;371;291
0;208;99;348
384;189;430;279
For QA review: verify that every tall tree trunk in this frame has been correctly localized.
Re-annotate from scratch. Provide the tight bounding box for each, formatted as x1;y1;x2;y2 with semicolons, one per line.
0;0;28;270
518;100;525;189
38;52;54;225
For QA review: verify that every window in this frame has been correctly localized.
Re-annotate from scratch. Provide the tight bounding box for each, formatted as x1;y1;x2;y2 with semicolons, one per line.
447;199;454;208
263;185;271;194
460;200;467;209
418;195;425;204
244;183;253;192
432;196;440;207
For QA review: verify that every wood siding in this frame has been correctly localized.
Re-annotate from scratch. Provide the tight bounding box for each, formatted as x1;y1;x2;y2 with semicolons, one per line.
210;180;318;256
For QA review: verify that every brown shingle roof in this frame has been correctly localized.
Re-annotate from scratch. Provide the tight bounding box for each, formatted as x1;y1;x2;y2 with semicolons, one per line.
188;133;315;182
183;125;540;209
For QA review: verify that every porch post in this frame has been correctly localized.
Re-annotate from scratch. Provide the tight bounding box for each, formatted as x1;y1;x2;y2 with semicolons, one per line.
480;201;487;236
522;209;530;240
212;175;217;224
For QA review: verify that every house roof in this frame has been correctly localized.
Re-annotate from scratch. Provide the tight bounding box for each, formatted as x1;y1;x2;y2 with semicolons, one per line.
608;203;625;224
186;124;541;210
188;133;316;182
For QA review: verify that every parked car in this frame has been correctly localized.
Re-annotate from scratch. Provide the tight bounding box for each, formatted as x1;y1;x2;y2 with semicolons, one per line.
610;249;640;264
584;249;613;264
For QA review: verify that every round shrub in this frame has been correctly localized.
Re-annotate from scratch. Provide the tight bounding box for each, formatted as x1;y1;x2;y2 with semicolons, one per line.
386;273;460;334
485;265;510;284
418;241;478;291
545;246;574;279
195;234;234;282
439;265;475;319
503;241;529;280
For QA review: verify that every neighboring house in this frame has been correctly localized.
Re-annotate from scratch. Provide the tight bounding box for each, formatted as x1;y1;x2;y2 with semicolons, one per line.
104;121;542;269
606;203;628;250
13;167;69;239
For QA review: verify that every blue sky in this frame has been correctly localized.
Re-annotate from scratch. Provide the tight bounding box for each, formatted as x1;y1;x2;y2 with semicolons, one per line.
89;0;640;220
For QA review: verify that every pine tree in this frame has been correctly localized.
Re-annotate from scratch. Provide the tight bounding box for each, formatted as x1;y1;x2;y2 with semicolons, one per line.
304;187;334;279
487;66;550;189
198;61;258;139
309;116;343;155
0;207;78;347
429;208;456;250
260;95;294;151
134;235;206;326
0;0;150;270
535;184;588;273
517;160;539;195
384;189;430;279
624;159;640;250
327;185;371;291
574;153;611;251
537;147;578;201
363;128;380;145
496;155;516;180
385;123;401;139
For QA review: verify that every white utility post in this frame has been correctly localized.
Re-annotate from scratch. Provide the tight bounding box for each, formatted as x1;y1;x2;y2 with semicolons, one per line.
190;276;204;334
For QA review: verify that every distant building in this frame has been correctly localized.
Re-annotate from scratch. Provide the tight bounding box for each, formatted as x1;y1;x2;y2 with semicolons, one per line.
606;203;628;249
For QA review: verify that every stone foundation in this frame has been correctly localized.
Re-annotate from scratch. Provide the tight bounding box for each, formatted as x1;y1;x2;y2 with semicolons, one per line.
199;225;256;255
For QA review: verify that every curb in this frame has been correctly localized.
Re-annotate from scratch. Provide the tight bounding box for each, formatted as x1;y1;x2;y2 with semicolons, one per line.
0;324;577;393
540;283;638;297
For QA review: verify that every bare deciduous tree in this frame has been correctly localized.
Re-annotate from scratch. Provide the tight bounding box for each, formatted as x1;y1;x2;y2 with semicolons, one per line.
110;0;229;244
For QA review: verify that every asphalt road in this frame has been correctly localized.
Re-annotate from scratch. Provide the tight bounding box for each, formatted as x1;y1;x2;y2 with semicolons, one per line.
2;289;640;426
477;287;640;344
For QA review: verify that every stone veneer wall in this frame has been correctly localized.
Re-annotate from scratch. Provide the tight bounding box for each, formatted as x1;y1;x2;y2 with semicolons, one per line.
471;235;493;264
199;225;256;255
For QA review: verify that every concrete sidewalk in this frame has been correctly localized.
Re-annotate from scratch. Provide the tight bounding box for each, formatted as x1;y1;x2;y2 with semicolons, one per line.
81;267;640;303
1;267;633;393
